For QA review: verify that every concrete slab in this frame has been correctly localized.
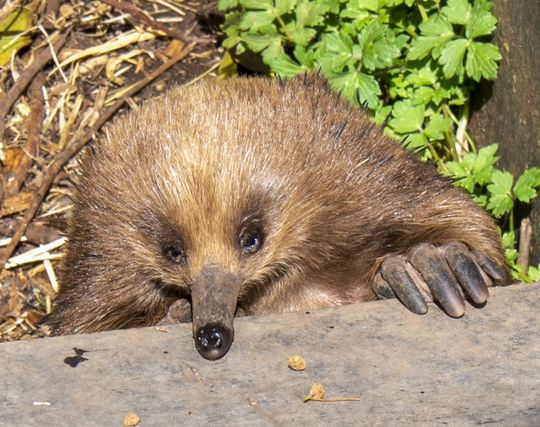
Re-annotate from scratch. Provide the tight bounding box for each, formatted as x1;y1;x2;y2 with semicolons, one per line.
1;284;539;426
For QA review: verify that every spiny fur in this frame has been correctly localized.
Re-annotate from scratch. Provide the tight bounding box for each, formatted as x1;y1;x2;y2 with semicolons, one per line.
45;75;508;334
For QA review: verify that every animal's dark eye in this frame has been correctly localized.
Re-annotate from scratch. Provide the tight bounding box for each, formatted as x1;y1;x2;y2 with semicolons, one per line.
162;243;186;264
239;228;263;255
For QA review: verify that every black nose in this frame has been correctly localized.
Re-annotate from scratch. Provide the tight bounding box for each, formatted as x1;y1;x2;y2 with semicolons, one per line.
194;323;233;360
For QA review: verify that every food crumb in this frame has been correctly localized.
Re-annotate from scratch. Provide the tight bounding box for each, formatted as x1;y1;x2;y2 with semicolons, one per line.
287;355;306;371
123;412;140;426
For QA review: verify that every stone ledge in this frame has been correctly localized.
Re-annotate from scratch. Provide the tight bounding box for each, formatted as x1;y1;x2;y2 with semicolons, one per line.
1;284;539;426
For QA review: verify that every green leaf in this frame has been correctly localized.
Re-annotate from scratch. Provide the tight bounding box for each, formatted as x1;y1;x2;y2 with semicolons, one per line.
317;33;354;73
321;32;353;54
282;22;316;45
241;31;280;52
419;15;454;37
341;6;370;22
408;16;454;60
222;34;241;49
445;161;475;192
354;0;379;12
403;133;429;152
218;0;239;10
513;167;540;203
404;63;438;87
240;0;273;9
295;1;329;27
486;170;514;217
261;40;285;63
274;0;297;15
527;264;540;282
408;36;448;60
341;0;380;18
330;71;381;109
293;45;315;67
472;193;488;207
439;38;468;79
424;114;452;140
442;0;471;25
505;247;518;265
372;105;392;126
354;72;381;108
389;101;425;134
444;144;499;192
471;144;498;184
409;86;436;105
358;22;406;70
501;231;516;249
270;55;305;77
465;41;501;81
329;71;360;101
239;11;275;30
466;1;497;39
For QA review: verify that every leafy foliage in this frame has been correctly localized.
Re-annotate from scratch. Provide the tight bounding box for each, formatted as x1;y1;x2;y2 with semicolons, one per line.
219;0;540;281
444;151;540;281
219;0;502;161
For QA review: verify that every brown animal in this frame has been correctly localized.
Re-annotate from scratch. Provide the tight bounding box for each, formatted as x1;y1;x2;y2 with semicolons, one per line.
45;75;509;360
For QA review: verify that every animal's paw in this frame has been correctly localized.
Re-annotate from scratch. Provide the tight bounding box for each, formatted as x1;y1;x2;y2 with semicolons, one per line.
157;298;192;325
372;243;506;318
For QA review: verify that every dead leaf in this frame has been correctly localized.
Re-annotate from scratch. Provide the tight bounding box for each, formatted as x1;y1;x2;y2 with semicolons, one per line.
0;7;33;66
303;383;361;403
1;192;32;217
304;383;325;402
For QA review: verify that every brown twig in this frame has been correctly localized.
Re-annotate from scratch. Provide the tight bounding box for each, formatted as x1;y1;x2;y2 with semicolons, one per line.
42;0;62;31
4;73;45;197
517;217;532;269
0;31;68;145
0;42;197;271
99;0;211;45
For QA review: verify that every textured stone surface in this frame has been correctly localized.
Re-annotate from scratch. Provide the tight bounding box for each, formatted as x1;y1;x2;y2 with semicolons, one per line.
1;284;539;426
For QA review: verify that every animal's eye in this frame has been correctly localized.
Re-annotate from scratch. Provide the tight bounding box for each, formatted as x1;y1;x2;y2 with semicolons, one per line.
239;228;263;255
162;243;186;264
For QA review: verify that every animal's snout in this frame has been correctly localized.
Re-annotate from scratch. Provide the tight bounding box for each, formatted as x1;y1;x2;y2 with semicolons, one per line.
191;264;242;360
194;323;233;360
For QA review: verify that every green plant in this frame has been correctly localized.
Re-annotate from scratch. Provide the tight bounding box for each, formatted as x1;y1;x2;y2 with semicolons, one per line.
444;148;540;281
218;0;540;281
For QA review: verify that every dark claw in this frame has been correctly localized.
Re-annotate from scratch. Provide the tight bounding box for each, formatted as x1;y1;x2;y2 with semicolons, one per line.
380;257;428;315
235;306;247;317
372;272;396;300
444;244;488;305
473;251;506;282
410;244;465;318
158;298;192;325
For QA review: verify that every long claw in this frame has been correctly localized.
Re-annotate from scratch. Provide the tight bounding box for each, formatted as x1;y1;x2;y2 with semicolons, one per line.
410;244;465;318
380;257;428;315
372;272;396;300
444;244;488;305
473;251;506;282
